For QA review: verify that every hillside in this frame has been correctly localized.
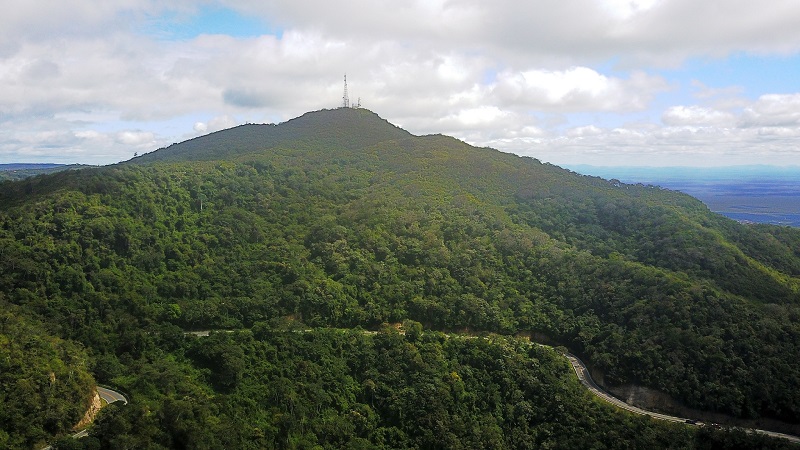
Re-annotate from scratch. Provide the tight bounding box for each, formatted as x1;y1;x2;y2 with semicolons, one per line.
2;108;800;448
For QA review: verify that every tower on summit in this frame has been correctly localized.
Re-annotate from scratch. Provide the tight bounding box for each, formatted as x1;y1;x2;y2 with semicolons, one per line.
342;74;350;108
341;75;361;109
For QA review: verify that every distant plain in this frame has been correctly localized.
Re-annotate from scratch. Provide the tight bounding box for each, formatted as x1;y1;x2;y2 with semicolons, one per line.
568;165;800;228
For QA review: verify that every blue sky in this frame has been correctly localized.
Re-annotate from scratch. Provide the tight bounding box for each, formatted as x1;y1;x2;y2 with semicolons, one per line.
1;0;800;167
141;6;279;40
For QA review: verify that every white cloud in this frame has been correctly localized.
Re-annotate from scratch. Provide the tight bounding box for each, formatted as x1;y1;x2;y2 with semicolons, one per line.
741;94;800;127
501;115;800;168
662;105;736;126
757;126;800;138
1;1;799;166
193;122;208;133
116;130;155;146
567;125;604;137
451;106;509;127
195;115;239;134
599;0;660;20
491;67;667;112
74;130;102;140
230;0;800;64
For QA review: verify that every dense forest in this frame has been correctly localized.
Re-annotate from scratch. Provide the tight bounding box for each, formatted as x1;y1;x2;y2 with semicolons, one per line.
1;108;799;448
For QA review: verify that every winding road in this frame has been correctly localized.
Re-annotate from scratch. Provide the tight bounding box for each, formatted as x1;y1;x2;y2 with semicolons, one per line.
564;352;800;444
40;386;128;448
186;328;800;444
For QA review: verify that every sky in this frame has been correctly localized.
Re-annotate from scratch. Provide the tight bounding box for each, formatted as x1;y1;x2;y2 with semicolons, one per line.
2;0;800;167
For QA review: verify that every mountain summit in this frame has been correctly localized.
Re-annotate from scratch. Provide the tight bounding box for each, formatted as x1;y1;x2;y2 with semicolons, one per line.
133;108;411;163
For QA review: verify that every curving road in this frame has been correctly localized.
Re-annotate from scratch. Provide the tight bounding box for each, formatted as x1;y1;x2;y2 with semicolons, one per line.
41;386;128;448
565;353;691;423
564;352;800;444
185;327;800;444
97;386;128;405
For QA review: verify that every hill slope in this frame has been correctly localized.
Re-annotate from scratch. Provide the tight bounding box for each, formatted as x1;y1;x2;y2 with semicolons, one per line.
1;108;800;447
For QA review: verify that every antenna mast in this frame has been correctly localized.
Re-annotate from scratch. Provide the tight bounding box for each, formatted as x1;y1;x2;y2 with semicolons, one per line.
342;74;350;108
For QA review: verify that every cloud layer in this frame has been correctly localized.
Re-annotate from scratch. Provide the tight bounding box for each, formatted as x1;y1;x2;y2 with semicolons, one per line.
1;0;800;166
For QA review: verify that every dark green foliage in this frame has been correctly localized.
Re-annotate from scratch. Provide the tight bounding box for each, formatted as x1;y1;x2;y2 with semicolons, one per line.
1;109;799;447
694;426;797;450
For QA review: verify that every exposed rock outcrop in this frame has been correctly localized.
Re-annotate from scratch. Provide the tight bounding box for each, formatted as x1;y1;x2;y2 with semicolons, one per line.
605;383;800;436
74;388;102;430
607;384;678;412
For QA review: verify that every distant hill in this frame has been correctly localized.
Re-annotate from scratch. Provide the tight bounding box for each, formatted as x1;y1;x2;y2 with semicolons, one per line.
1;163;66;171
0;163;92;181
2;108;799;448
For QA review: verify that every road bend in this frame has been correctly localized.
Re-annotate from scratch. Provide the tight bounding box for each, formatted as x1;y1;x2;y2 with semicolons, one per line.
40;386;128;449
97;386;128;405
564;352;800;444
185;327;800;444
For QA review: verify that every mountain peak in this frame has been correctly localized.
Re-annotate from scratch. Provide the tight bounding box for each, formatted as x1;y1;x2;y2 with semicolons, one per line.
132;108;411;164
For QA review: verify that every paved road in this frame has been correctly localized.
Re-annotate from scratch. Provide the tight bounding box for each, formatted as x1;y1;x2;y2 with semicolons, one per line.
98;386;128;405
564;352;800;444
40;386;128;449
565;354;690;423
183;330;235;337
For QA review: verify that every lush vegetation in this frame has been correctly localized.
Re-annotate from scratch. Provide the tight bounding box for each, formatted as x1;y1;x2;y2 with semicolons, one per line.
2;108;799;448
52;327;794;450
0;304;95;448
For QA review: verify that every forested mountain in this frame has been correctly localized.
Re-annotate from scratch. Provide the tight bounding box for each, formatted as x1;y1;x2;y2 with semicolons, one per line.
2;108;799;448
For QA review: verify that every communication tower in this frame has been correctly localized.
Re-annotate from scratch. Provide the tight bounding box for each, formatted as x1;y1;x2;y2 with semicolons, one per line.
342;74;350;108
